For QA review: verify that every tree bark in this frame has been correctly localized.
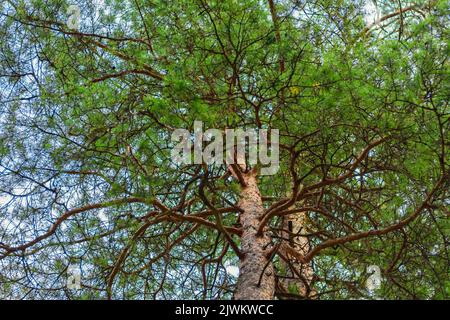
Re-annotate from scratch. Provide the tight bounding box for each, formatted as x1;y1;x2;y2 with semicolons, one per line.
234;170;275;300
279;210;315;298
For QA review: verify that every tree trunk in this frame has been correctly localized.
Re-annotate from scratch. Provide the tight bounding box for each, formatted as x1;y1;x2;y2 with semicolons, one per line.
279;210;315;298
234;171;275;300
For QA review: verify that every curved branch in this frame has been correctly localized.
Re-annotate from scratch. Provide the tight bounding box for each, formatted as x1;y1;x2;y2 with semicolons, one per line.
284;174;447;264
0;197;151;257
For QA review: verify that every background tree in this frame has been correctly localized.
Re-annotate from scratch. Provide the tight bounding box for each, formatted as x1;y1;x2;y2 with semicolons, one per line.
0;0;448;299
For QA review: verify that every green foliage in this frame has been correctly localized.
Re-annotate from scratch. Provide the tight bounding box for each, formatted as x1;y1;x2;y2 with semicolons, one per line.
0;0;448;300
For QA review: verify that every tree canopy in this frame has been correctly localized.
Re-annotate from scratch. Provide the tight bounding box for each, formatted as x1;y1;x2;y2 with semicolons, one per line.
0;0;448;299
